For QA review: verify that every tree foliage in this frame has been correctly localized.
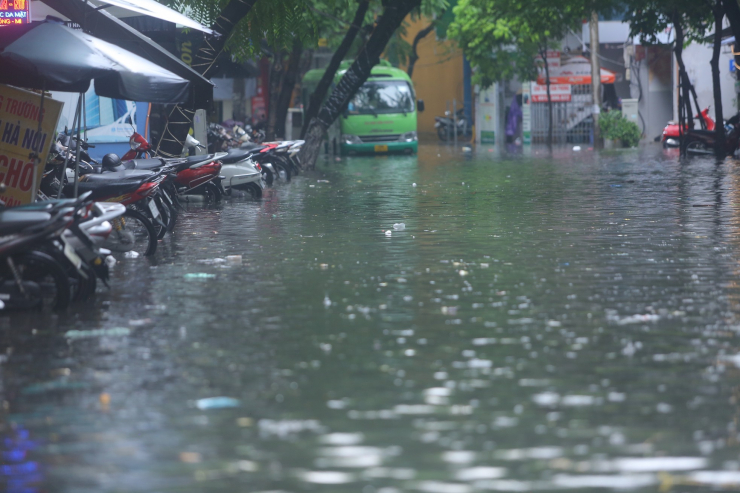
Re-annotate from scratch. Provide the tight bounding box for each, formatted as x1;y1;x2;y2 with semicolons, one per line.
624;0;711;44
165;0;320;59
448;0;584;88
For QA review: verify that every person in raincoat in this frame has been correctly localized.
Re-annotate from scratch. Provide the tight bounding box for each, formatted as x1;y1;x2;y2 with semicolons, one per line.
505;95;522;144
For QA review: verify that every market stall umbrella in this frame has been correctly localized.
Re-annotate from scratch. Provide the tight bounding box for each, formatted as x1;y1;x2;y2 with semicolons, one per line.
0;20;190;103
91;0;215;35
536;55;616;86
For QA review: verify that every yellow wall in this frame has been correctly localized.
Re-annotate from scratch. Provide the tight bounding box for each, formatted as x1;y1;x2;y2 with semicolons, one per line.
401;17;464;134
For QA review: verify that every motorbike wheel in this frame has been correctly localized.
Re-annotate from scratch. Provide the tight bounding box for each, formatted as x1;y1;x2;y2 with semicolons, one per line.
437;126;449;142
682;138;713;155
274;160;292;182
0;251;71;311
153;198;171;240
108;209;157;257
206;181;223;203
289;156;301;175
165;200;178;232
74;264;97;301
241;182;262;199
262;167;274;186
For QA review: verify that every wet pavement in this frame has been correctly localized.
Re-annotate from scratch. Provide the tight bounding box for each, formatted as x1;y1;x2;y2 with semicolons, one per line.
4;143;740;492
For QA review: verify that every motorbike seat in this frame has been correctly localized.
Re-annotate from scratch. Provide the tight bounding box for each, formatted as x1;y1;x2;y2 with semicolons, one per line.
64;180;142;200
240;142;265;151
81;169;154;182
220;148;255;164
687;129;716;137
0;210;52;234
183;154;217;165
121;158;168;171
11;202;56;212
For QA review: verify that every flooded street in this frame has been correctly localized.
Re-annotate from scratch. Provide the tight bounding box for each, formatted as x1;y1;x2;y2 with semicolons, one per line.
5;143;740;491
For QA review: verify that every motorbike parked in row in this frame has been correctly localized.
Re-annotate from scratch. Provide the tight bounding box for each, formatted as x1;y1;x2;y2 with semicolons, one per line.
435;109;472;142
680;113;740;156
0;187;122;310
661;107;715;148
1;121;306;312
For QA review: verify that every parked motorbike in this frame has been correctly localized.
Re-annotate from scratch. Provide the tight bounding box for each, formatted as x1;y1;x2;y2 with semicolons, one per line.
680;113;740;156
118;131;232;206
661;107;715;148
0;189;119;310
435;109;472;141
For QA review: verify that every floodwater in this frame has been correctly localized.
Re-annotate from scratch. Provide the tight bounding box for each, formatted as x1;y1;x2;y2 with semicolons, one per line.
4;143;740;492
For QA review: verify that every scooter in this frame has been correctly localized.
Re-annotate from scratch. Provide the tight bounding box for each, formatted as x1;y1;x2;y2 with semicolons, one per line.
0;191;116;309
435;109;472;141
681;113;740;155
661;107;715;148
190;137;264;199
122;131;262;199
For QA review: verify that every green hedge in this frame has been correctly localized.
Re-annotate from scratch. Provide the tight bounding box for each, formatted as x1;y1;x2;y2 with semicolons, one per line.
600;110;641;147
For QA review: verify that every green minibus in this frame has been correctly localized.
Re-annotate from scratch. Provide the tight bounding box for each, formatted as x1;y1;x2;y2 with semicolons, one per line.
302;60;424;154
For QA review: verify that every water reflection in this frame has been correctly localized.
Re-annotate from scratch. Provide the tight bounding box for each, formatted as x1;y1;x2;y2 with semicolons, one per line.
2;145;740;491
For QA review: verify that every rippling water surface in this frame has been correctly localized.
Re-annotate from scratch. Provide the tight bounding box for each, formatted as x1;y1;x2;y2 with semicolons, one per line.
4;144;740;492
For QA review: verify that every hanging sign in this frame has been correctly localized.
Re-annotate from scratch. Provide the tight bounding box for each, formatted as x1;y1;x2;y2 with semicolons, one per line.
0;84;63;206
522;83;532;145
531;84;572;103
477;84;496;144
0;0;30;26
534;50;561;69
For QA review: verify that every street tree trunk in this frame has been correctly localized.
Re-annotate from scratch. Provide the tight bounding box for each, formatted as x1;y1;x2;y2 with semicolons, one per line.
407;20;436;78
540;45;553;148
301;0;369;138
156;0;259;157
298;0;422;169
274;40;304;139
589;11;602;149
673;17;694;137
266;51;286;141
711;0;726;155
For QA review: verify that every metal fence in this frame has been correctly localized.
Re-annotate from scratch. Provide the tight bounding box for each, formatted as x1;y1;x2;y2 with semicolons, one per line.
531;85;594;144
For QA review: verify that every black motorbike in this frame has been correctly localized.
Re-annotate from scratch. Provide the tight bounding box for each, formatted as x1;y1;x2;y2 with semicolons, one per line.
681;114;740;156
435;109;472;142
0;190;111;310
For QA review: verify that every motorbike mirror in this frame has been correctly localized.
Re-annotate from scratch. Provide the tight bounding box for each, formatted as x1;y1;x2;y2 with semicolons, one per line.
417;100;425;113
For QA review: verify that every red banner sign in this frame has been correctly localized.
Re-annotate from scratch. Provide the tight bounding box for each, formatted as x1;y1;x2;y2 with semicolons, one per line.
0;0;30;26
531;84;572;103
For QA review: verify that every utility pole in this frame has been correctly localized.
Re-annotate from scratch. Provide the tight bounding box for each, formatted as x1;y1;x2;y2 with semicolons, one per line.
589;10;602;149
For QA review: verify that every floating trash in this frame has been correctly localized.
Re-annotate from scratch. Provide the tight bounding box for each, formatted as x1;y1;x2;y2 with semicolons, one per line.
65;327;131;339
393;223;405;231
184;273;216;279
195;397;241;410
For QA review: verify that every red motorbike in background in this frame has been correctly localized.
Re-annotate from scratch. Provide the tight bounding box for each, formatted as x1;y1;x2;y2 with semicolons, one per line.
661;107;715;148
119;130;225;202
122;131;152;161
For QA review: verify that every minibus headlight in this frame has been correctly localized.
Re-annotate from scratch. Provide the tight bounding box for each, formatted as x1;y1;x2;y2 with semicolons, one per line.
399;131;417;142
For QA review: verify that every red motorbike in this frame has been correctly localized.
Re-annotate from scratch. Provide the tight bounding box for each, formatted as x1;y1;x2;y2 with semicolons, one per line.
662;108;715;148
119;131;225;202
121;131;152;161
